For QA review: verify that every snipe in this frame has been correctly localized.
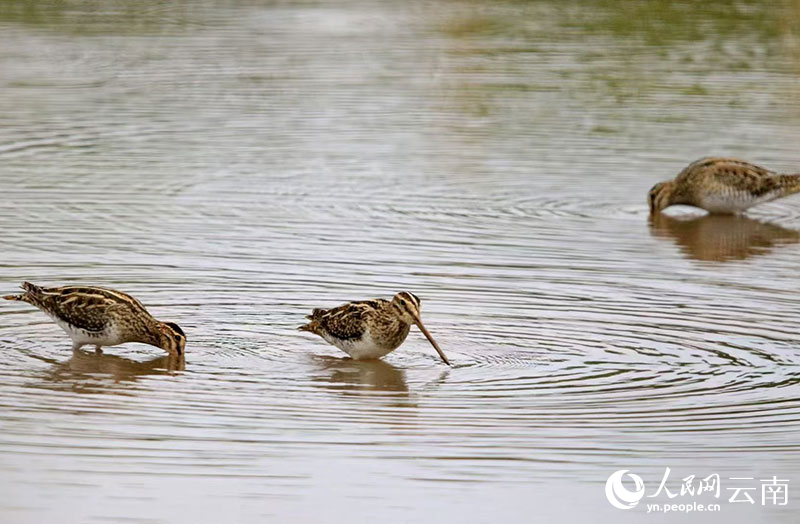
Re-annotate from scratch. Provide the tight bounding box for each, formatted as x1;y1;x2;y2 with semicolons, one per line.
3;282;186;355
299;291;450;365
649;157;800;214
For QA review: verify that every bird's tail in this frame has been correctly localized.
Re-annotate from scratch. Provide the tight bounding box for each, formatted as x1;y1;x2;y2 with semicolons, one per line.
3;282;44;303
297;322;318;333
297;309;326;334
781;174;800;196
308;308;326;320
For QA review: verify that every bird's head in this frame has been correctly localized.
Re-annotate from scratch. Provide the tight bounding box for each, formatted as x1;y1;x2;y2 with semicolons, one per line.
391;292;422;324
648;180;675;214
158;321;187;356
391;292;450;365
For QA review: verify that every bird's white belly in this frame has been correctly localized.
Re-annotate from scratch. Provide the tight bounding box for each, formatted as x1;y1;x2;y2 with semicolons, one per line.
699;191;780;214
52;317;123;348
324;331;396;360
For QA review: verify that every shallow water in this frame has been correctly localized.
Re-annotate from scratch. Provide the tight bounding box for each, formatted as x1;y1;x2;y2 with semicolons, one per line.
1;1;800;522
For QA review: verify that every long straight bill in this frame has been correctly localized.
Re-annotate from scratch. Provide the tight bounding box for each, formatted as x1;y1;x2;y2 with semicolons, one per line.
415;319;451;366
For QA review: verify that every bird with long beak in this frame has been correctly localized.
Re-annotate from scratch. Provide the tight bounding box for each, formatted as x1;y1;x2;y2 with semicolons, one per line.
648;157;800;215
298;292;450;365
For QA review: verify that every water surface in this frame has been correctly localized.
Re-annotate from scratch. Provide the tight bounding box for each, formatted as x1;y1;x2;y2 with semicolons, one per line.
1;1;800;522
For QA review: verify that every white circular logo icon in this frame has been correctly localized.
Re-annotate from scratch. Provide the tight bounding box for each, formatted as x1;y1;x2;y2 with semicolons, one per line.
605;470;645;510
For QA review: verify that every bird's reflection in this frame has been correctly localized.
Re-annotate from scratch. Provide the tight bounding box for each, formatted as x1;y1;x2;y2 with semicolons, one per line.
312;356;409;393
649;213;800;262
36;349;184;392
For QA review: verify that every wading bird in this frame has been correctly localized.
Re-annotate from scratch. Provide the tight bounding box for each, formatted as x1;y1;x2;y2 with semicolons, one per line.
299;291;450;365
3;282;186;355
648;157;800;214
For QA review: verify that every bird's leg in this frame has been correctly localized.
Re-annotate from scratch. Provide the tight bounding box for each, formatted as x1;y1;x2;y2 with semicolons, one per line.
72;341;84;351
94;345;103;354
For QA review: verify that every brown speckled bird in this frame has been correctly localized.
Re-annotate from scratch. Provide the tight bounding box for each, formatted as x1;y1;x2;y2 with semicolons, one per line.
3;282;186;355
298;291;450;365
649;157;800;214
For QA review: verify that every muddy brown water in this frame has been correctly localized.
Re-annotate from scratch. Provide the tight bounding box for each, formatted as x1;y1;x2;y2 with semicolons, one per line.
1;1;800;522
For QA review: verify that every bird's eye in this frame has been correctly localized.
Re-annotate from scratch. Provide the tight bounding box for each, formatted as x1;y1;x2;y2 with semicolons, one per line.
174;335;181;341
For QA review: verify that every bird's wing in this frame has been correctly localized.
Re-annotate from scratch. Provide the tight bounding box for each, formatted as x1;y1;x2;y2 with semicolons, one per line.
80;286;149;312
680;158;777;193
50;296;118;332
318;299;385;341
48;287;147;332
